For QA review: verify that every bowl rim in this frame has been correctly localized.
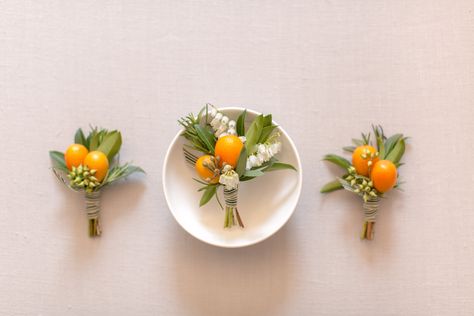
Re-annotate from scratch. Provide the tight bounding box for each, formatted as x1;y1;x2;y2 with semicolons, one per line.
162;106;303;248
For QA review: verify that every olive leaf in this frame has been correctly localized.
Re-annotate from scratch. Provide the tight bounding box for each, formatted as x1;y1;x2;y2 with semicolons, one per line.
236;109;247;136
245;114;264;154
322;154;351;170
320;180;343;193
49;151;68;172
199;184;218;207
97;131;122;161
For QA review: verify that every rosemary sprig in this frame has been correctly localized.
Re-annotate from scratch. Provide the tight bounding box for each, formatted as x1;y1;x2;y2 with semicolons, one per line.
178;114;216;155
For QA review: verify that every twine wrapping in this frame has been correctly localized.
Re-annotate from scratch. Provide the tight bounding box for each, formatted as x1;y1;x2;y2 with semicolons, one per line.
85;191;101;236
363;197;379;223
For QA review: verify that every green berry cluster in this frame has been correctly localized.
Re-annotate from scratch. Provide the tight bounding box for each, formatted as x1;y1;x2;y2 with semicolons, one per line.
344;166;379;202
68;165;101;193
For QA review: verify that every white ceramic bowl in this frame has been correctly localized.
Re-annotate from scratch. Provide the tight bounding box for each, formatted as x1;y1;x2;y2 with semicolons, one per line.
163;107;302;248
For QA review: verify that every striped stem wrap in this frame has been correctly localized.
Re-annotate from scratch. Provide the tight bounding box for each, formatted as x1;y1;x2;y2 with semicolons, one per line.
183;148;198;166
363;197;379;222
223;187;238;208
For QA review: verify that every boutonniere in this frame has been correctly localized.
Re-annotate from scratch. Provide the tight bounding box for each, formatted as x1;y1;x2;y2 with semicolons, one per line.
179;105;296;229
321;125;408;240
49;127;144;237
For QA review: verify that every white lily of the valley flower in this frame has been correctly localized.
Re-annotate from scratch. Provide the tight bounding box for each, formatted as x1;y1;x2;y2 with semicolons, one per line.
210;113;223;128
246;141;282;170
207;108;241;137
215;124;228;137
210;108;217;118
219;165;239;189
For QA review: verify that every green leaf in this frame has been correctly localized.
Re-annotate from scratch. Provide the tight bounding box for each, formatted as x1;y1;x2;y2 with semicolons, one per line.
243;169;265;178
361;132;371;145
197;104;208;124
322;154;351;170
89;129;100;150
194;124;216;155
373;126;385;158
74;128;87;148
49;150;68;172
97;131;122;161
258;125;278;143
383;134;403;159
264;162;297;172
103;164;145;185
245;114;264;154
236;109;247;136
235;147;247;177
352;138;364;146
199;185;217;207
263;114;272;127
320;180;343;193
385;138;405;164
343;146;356;153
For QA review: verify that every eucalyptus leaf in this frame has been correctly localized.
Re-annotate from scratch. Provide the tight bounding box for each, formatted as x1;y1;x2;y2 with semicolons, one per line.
194;124;216;154
49;151;68;172
264;162;297;172
235;147;247;177
320;180;343;193
245;114;264;154
97;131;122;161
74;128;87;147
236;109;247;136
199;185;217;207
322;154;351;170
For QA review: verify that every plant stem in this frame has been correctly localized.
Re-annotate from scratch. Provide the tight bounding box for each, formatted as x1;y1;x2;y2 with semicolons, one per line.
361;221;375;240
235;208;244;228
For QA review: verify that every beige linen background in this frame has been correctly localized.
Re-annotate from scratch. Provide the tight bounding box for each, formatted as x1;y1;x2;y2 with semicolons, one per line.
1;1;473;315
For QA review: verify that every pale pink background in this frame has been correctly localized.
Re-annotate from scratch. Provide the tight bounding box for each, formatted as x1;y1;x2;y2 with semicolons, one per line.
0;1;473;315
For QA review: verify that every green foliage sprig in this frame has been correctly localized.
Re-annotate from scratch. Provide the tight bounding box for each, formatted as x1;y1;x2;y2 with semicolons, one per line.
50;127;144;191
